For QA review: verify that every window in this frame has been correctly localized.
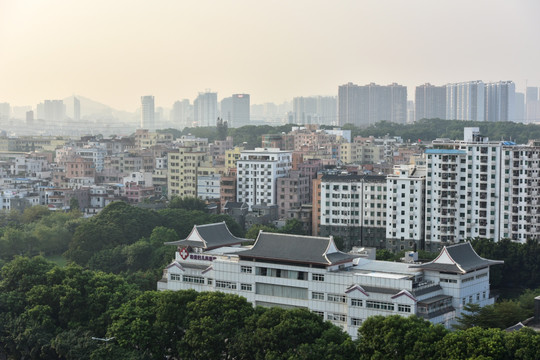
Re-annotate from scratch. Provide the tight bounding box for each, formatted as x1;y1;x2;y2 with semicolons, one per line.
312;310;324;318
351;318;363;326
351;299;362;307
241;283;252;291
170;273;181;281
327;294;346;303
366;301;394;311
398;304;411;313
312;273;325;281
312;292;325;300
182;275;205;284
440;278;457;284
216;280;237;290
327;313;346;323
241;266;253;274
255;283;308;299
207;278;213;285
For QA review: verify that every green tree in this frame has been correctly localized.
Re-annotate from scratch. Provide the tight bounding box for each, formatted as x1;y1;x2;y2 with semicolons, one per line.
505;328;540;360
65;221;123;265
21;205;50;224
245;224;277;239
453;303;483;330
231;307;353;360
357;315;448;360
182;292;254;359
168;196;207;211
69;197;80;211
217;117;228;141
109;290;197;359
436;327;509;360
280;218;307;235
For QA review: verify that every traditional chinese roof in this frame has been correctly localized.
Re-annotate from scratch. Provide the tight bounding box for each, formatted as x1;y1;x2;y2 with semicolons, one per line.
410;242;503;274
164;222;251;250
236;232;359;266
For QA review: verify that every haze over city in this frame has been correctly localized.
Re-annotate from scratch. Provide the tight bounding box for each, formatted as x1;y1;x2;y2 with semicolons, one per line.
1;0;540;111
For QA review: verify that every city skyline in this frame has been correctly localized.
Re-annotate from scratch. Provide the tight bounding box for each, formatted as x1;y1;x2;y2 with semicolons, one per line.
1;0;539;111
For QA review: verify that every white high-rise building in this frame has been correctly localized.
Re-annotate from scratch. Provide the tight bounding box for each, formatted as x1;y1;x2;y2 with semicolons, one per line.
222;94;250;128
236;148;292;209
415;83;446;121
170;99;192;129
484;81;515;122
141;95;155;130
0;102;11;121
73;97;81;122
386;164;426;251
515;92;525;123
37;100;65;123
526;87;539;123
319;174;387;250
425;128;540;249
232;94;250;128
194;91;218;127
446;81;485;121
338;83;407;127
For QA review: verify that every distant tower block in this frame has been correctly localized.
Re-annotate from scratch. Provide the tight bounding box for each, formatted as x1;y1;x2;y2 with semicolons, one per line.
141;95;155;130
74;97;81;121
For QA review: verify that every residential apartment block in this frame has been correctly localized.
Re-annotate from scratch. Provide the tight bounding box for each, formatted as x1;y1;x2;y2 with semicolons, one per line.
236;148;292;209
276;171;311;218
425;127;540;249
167;145;211;199
386;164;426;251
338;82;407;127
319;174;387;249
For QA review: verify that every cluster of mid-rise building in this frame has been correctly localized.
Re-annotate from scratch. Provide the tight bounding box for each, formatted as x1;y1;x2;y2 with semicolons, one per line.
0;125;539;252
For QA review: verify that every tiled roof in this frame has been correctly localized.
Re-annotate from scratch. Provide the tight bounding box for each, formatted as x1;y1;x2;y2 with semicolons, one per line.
236;232;358;266
410;242;503;273
165;222;251;250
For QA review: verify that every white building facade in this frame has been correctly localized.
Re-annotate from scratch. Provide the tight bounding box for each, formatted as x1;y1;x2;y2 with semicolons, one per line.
158;222;502;340
197;174;221;200
425;128;540;249
236;148;292;210
319;174;387;250
386;164;426;251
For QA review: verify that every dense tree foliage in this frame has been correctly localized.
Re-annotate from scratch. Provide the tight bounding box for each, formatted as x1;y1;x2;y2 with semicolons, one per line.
168;196;208;211
357;315;448;360
245;224;278;239
454;287;540;330
175;123;295;149
0;207;82;261
165;119;540;145
0;256;139;359
471;238;540;292
340;118;540;144
2;256;540;359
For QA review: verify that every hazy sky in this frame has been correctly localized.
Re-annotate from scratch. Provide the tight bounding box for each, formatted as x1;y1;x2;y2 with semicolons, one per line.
1;0;539;111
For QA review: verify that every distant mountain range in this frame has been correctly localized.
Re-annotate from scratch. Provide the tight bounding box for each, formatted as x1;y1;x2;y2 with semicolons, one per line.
62;95;137;123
